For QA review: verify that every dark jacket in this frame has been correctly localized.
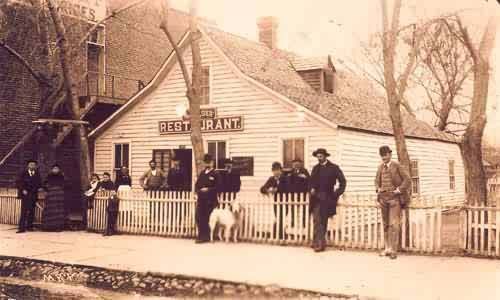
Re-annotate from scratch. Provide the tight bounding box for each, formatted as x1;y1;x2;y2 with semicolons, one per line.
260;174;288;195
195;168;219;205
217;168;241;193
107;194;120;212
16;169;42;198
45;173;65;187
167;167;188;191
375;161;411;206
287;167;310;193
115;175;132;188
99;180;116;191
309;160;347;217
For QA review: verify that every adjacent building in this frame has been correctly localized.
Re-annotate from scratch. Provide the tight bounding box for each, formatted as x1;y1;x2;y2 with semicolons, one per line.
90;17;466;205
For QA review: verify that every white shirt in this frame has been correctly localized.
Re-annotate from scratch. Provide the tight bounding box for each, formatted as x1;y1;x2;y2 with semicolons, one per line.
151;169;157;176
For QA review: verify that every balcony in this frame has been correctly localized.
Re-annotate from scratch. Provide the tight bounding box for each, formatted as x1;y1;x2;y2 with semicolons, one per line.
78;72;146;128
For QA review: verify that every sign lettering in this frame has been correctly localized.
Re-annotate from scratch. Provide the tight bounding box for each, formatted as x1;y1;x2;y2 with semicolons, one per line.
159;116;244;135
10;0;106;22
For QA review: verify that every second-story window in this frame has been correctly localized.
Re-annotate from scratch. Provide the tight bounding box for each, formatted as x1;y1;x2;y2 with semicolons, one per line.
410;160;420;194
201;66;210;105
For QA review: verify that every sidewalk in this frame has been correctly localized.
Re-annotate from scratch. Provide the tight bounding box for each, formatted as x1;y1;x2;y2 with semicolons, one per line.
0;224;498;300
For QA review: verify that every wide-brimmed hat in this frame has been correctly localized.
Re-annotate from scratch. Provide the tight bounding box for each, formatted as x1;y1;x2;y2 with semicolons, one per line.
271;162;282;171
379;145;392;156
203;154;213;163
223;158;233;165
312;148;330;157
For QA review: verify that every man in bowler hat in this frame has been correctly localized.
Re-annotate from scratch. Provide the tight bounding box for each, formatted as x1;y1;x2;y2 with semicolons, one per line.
195;154;220;243
309;148;346;252
375;145;411;259
16;159;42;233
260;162;289;239
217;158;241;199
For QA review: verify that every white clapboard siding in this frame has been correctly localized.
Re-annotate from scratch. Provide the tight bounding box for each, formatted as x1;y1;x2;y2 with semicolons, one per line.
94;36;338;193
338;129;465;206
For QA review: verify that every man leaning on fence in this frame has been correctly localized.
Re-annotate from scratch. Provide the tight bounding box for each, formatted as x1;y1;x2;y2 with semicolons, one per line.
16;159;42;233
195;154;220;243
375;145;411;259
309;148;346;253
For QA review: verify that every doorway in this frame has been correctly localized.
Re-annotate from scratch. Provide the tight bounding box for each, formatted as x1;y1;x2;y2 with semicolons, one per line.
173;149;192;191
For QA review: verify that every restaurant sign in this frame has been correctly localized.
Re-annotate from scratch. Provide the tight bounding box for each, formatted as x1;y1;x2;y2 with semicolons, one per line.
159;116;244;135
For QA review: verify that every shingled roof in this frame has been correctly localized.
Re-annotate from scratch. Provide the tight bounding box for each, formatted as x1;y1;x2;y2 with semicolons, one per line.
203;26;457;143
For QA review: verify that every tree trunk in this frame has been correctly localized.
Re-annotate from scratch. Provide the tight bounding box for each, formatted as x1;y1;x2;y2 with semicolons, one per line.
187;0;205;175
436;96;453;132
46;0;90;193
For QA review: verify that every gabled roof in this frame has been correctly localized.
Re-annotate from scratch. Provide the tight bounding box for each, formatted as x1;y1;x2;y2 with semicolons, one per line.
290;55;335;72
203;26;457;143
90;24;457;144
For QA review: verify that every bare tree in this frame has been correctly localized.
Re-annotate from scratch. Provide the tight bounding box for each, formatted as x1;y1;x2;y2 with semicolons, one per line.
160;0;205;175
379;0;422;176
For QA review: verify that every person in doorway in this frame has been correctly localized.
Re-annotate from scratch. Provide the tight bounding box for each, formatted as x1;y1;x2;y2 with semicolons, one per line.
99;172;116;191
84;173;101;209
115;166;132;188
41;164;66;232
139;160;167;191
260;162;289;239
375;145;411;259
167;158;187;191
15;159;42;233
194;154;220;243
309;148;346;252
217;158;241;199
103;191;120;236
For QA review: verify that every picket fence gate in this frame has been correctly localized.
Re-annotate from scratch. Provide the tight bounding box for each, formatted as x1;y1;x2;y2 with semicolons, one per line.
461;194;500;257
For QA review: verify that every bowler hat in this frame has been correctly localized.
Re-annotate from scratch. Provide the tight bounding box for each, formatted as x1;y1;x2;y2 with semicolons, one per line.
26;159;37;164
292;158;303;163
271;162;282;171
203;154;213;163
379;145;392;156
312;148;330;157
223;158;233;165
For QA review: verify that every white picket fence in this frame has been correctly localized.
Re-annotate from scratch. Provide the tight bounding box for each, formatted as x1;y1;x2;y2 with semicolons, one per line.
84;190;443;253
462;195;500;257
0;188;43;225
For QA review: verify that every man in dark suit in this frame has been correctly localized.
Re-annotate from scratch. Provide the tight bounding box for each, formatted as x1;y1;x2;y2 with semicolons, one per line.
288;159;310;193
195;154;220;243
16;159;42;233
309;148;346;252
375;145;411;259
217;158;241;200
260;162;289;239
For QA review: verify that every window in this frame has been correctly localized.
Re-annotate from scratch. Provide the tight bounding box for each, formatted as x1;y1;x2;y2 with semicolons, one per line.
200;66;210;105
208;141;226;169
152;149;174;172
283;138;305;169
449;160;456;190
323;70;334;93
410;160;420;194
114;143;129;175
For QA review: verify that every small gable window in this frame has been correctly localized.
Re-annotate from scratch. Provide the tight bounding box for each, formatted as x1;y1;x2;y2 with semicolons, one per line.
323;70;334;93
200;66;210;105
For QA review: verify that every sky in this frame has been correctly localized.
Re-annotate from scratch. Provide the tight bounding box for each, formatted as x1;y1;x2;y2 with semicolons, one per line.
169;0;500;145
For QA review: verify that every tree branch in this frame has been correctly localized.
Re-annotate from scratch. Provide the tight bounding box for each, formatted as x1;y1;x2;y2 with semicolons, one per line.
0;40;49;86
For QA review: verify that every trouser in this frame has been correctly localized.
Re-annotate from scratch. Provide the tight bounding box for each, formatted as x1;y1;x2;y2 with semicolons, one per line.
105;210;119;235
379;192;402;252
18;193;37;230
196;201;216;240
273;193;289;239
312;204;328;248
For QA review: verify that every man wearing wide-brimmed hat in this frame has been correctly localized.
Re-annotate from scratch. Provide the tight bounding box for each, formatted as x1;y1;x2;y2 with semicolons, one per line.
194;154;220;243
309;148;346;252
375;145;411;259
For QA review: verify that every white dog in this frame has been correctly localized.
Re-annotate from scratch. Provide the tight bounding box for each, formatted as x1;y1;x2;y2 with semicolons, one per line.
209;201;244;243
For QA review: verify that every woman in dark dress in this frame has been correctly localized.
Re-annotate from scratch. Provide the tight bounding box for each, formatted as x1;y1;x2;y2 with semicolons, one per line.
42;164;66;231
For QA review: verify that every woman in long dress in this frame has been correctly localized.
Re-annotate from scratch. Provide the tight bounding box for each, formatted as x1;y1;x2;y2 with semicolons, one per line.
42;164;66;231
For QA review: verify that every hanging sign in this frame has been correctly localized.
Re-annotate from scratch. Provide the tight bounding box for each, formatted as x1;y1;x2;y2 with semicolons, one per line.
159;116;244;135
10;0;106;22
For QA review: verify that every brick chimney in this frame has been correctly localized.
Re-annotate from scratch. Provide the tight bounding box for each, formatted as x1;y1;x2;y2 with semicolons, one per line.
257;16;279;49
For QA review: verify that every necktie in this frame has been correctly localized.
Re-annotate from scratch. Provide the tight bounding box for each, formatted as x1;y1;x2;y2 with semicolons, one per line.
384;164;388;170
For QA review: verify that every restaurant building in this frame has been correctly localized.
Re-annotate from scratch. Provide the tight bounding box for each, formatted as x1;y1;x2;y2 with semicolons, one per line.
89;17;466;206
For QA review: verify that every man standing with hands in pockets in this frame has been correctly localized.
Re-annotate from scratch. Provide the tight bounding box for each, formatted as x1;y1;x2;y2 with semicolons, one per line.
375;146;411;259
16;160;42;233
195;154;219;243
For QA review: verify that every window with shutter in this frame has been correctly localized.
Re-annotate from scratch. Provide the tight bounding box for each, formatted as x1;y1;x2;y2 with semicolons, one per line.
283;138;305;169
